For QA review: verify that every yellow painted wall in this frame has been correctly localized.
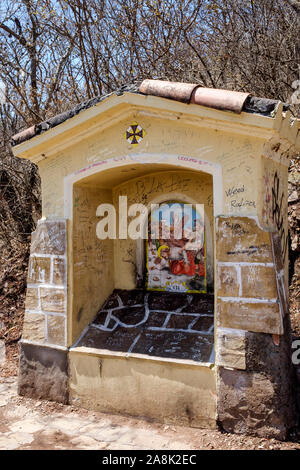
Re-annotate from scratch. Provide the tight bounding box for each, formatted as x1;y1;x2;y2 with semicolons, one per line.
69;348;217;428
72;185;114;342
112;170;214;290
36;111;264;219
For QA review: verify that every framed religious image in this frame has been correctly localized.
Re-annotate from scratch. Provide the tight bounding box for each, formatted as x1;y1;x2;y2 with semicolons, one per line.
146;201;206;293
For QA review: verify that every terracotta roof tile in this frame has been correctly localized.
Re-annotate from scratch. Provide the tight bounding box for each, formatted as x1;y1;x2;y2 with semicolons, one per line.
10;80;286;147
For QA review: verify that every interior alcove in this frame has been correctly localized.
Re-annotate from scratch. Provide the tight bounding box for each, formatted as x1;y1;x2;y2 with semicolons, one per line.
71;163;214;363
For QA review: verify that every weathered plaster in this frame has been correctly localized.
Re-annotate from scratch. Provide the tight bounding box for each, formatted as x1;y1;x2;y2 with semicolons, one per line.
69;347;217;429
72;185;114;344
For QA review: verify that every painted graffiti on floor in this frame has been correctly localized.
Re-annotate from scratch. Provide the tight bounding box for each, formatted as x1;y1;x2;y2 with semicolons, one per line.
76;290;214;363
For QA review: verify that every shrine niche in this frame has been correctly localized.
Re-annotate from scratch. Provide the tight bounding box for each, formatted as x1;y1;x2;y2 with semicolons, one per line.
146;201;206;294
11;79;300;438
69;169;214;366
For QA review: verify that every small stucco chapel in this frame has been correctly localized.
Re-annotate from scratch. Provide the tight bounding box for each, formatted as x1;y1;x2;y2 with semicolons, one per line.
11;79;300;439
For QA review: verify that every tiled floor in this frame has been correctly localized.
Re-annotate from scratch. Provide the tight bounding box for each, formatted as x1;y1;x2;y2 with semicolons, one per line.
76;290;214;363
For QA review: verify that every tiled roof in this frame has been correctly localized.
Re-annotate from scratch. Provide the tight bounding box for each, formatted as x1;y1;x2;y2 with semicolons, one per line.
11;79;287;147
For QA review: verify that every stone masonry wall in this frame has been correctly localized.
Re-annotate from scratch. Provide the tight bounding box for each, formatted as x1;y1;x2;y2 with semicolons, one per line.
216;216;295;439
216;216;283;338
22;219;67;347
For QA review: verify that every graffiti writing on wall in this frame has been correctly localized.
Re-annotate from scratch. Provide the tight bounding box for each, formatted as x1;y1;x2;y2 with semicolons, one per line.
272;171;288;262
225;184;256;210
262;169;272;225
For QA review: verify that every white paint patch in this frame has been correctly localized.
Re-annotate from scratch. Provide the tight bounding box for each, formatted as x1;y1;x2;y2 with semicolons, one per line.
217;327;246;337
217;262;274;267
218;296;277;303
236;265;242;297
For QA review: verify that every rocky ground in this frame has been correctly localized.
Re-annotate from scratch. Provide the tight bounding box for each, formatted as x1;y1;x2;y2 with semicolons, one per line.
0;347;299;451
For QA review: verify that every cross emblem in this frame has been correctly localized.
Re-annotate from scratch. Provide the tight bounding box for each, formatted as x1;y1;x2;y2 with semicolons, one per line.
125;122;145;146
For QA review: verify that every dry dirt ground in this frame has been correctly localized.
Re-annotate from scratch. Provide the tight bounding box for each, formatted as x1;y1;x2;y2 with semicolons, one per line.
0;345;299;451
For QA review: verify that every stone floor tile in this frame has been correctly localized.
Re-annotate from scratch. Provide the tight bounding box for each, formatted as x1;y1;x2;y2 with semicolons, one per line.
9;431;34;445
47;416;86;434
9;418;44;434
0;435;19;450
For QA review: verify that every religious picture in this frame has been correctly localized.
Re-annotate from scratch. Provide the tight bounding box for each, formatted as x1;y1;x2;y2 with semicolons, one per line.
146;202;206;293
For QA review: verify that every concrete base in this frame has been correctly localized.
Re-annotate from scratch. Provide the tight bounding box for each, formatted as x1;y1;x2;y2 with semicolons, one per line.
69;347;217;429
18;341;69;404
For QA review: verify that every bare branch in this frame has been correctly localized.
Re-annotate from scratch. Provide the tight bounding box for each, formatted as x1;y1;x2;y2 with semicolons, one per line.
286;0;300;13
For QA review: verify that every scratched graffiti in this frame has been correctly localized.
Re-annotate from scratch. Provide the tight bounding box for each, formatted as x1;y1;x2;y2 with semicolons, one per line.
73;185;114;324
114;172;212;209
230;198;256;209
225;184;256;210
130;174;192;205
77;289;214;362
272;171;288;262
225;184;245;198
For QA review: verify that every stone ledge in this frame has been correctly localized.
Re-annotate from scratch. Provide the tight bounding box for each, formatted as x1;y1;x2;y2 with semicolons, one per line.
216;328;246;370
217;298;283;335
70;345;215;368
27;256;51;284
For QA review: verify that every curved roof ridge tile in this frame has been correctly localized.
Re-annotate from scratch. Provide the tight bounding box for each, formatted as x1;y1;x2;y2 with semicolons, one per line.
10;79;287;147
